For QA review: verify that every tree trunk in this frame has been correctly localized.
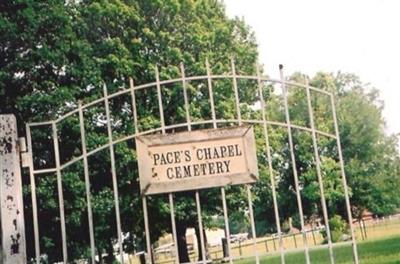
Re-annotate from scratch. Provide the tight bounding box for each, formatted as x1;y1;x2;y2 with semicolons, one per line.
195;226;209;262
98;248;103;264
358;219;364;240
176;221;190;263
362;219;368;239
151;244;155;264
105;239;116;264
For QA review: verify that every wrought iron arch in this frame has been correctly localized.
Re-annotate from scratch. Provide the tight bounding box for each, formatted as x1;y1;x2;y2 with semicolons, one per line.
25;58;359;264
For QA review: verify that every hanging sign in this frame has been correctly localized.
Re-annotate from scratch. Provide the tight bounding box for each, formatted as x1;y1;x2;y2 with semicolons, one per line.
136;126;259;195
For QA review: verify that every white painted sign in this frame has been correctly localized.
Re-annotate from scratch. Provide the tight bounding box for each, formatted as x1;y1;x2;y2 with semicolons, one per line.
136;126;259;195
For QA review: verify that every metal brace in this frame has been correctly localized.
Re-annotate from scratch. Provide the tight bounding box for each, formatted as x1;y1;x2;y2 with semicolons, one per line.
18;137;30;168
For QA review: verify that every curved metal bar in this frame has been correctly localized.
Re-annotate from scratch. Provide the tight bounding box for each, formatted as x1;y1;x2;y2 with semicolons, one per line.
226;74;332;96
241;120;337;139
26;120;54;127
25;66;355;264
33;119;336;174
32;168;57;175
27;74;333;128
257;77;332;96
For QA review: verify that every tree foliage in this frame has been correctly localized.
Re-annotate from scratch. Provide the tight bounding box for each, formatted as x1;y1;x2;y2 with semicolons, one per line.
252;72;400;237
2;0;258;262
1;0;399;263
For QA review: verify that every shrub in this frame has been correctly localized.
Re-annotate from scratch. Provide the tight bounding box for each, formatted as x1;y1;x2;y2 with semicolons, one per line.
321;214;348;243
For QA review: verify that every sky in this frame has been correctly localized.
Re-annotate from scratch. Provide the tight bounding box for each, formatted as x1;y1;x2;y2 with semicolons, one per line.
224;0;400;136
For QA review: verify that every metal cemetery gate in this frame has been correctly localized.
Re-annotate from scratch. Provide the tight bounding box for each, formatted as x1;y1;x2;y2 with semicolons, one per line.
1;59;359;263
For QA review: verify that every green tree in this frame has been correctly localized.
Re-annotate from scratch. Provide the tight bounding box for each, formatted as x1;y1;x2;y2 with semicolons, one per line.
252;71;400;237
1;0;259;262
2;1;399;263
332;73;400;219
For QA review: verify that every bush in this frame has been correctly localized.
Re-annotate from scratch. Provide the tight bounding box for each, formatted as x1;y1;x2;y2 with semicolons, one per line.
281;219;291;233
321;214;348;243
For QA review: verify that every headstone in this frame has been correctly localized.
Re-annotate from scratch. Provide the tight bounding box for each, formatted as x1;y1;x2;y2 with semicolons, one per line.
0;115;26;263
221;238;229;259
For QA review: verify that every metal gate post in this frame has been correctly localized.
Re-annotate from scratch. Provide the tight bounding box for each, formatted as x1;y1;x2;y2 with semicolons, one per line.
0;115;26;263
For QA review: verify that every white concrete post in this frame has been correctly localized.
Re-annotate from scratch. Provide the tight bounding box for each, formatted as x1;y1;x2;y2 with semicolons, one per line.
0;115;26;263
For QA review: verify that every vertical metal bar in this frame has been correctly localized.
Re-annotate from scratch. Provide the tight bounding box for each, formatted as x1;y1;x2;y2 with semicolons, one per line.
231;58;259;263
231;58;241;124
181;63;192;131
206;59;217;128
169;194;179;264
257;65;285;264
206;59;233;263
220;188;232;263
103;84;124;264
129;78;139;134
195;192;207;263
142;196;152;264
78;102;96;263
246;185;259;263
181;63;207;263
26;125;41;264
52;122;68;263
279;66;311;264
330;94;359;264
155;66;166;134
156;66;180;263
304;80;335;264
130;78;153;264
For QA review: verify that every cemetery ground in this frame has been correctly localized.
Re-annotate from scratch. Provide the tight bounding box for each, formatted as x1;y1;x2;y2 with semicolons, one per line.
235;217;400;264
142;216;400;264
236;236;400;264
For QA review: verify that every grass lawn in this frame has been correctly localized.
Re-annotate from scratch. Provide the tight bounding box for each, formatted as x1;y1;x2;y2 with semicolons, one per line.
135;220;400;263
236;236;400;264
